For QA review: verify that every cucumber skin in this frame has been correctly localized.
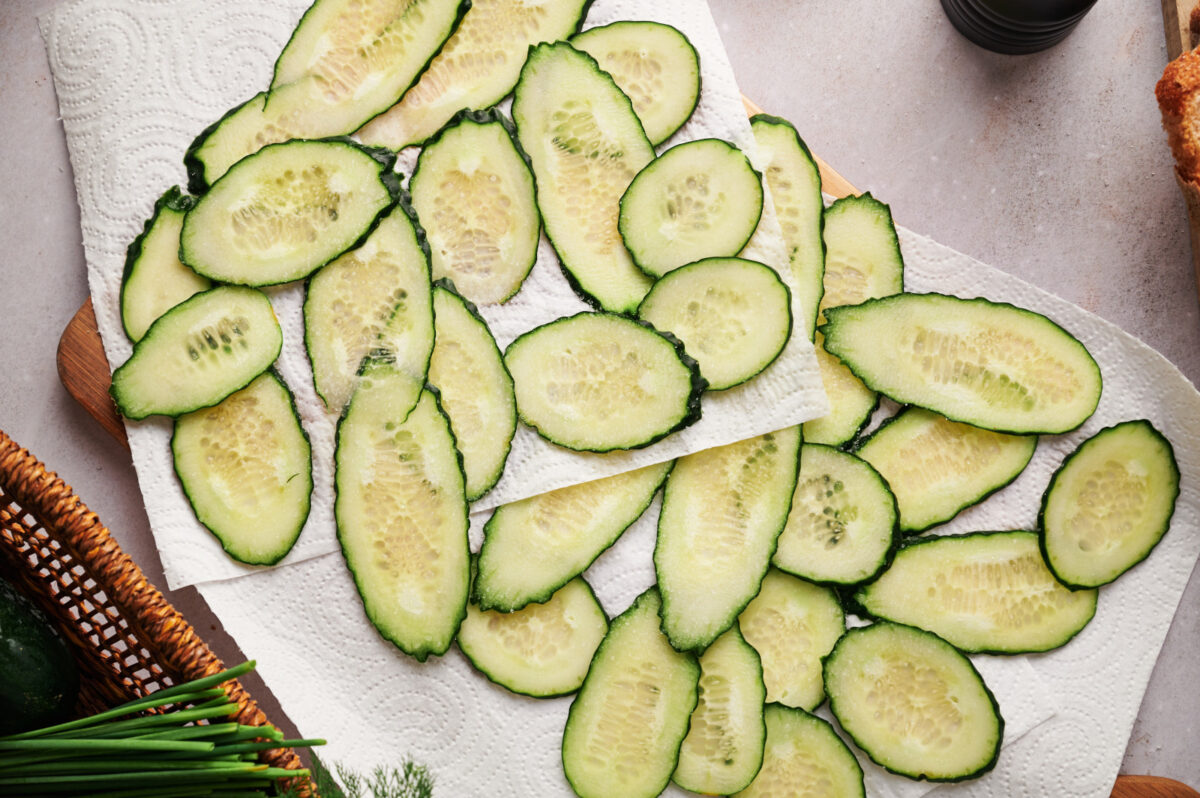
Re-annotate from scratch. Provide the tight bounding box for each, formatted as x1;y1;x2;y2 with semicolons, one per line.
120;185;203;341
1037;419;1180;590
0;579;79;735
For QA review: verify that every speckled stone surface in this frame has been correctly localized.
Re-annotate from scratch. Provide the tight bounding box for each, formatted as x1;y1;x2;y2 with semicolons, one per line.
1;0;1197;788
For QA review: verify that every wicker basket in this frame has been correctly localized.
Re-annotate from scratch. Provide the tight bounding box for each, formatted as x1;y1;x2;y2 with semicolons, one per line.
0;428;312;795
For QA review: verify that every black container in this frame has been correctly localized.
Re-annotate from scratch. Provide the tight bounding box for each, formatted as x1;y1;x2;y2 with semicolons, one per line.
941;0;1099;54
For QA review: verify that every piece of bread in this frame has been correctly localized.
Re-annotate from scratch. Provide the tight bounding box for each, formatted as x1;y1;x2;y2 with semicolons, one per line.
1157;47;1200;186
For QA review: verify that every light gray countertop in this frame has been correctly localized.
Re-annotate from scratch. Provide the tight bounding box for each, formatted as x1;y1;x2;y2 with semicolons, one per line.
2;0;1198;790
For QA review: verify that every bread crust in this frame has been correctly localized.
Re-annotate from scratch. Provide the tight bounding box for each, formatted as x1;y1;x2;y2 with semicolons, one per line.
1157;48;1200;185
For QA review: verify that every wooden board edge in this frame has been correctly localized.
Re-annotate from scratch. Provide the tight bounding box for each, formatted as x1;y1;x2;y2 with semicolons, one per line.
56;297;127;447
1162;0;1196;60
1112;774;1200;798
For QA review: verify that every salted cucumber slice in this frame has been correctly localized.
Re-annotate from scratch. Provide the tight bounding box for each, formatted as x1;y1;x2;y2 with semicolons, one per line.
619;138;763;279
504;312;705;452
672;624;767;796
655;427;802;652
110;286;282;420
773;444;897;586
854;531;1097;653
356;0;592;149
820;293;1103;435
737;568;844;710
120;186;210;342
855;407;1037;535
427;281;515;501
457;576;608;698
474;460;671;612
409;109;539;305
562;588;700;798
802;346;880;447
172;371;312;565
571;20;700;146
733;705;865;798
511;41;656;313
824;622;1003;782
335;369;469;661
181;139;400;287
1040;419;1179;589
304;204;434;413
637;257;792;391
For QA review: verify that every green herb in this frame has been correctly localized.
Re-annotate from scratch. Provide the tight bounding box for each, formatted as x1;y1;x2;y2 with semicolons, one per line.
277;755;434;798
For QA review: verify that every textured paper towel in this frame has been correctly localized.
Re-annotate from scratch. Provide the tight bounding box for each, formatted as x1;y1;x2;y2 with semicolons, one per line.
38;0;828;590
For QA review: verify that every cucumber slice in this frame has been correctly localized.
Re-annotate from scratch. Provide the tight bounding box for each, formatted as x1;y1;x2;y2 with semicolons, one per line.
655;427;802;652
185;0;469;189
409;109;539;305
504;312;705;452
571;20;700;146
672;625;766;796
773;444;897;586
854;530;1097;653
562;588;700;798
120;186;211;342
172;371;312;565
619;138;763;279
637;257;792;391
457;576;608;698
855;407;1038;535
820;293;1103;435
110;286;282;420
428;281;515;501
474;461;672;612
733;705;865;798
1040;419;1179;589
335;369;469;661
511;41;656;313
737;568;844;710
356;0;592;149
304;204;434;413
750;114;825;341
801;344;880;447
181;139;400;287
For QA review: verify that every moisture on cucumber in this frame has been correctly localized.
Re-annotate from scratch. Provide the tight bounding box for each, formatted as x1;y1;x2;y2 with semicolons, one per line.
504;312;705;452
1040;419;1179;589
571;20;700;146
172;371;312;566
110;285;282;420
733;705;865;798
637;257;792;391
853;530;1097;653
819;292;1103;435
181;138;400;287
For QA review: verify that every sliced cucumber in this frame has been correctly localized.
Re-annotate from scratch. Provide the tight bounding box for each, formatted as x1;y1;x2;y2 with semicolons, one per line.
181;139;400;287
637;257;791;391
110;286;282;420
801;345;880;447
855;407;1037;535
733;705;865;798
737;568;844;710
773;444;897;585
824;622;1003;782
457;576;608;698
820;293;1103;435
562;588;700;798
655;427;802;652
1040;419;1179;589
854;530;1097;653
120;186;211;342
171;371;312;565
409;109;539;305
504;312;705;452
511;41;656;313
304;204;433;413
427;280;515;501
750;114;825;341
335;368;469;661
571;20;700;146
474;461;672;612
356;0;592;149
619;138;763;279
185;0;469;189
672;624;766;796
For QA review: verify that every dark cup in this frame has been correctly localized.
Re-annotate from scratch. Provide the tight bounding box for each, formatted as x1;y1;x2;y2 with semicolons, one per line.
941;0;1099;54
